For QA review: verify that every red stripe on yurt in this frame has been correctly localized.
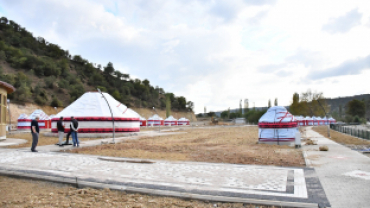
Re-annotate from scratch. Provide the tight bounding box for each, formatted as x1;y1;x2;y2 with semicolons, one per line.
258;122;298;128
51;117;140;122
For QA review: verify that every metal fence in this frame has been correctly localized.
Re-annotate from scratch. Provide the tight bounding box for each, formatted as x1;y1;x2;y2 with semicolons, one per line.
330;124;370;140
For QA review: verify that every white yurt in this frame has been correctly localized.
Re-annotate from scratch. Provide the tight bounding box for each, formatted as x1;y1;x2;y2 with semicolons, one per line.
317;116;325;125
296;115;305;126
51;92;140;133
305;116;313;126
322;116;329;125
329;117;336;124
164;116;178;126
178;117;189;126
17;114;30;130
26;109;50;129
312;116;319;126
147;114;164;126
258;106;298;145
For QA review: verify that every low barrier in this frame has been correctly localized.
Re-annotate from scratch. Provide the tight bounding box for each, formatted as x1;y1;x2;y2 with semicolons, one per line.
330;124;370;140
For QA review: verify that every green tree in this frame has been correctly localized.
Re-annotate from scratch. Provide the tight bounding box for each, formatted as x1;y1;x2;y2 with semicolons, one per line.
221;111;228;119
274;98;278;106
268;99;271;108
346;99;365;118
103;62;115;75
166;95;171;118
51;97;63;107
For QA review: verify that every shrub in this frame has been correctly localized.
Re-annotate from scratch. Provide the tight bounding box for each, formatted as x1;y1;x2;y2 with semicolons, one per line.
51;97;63;107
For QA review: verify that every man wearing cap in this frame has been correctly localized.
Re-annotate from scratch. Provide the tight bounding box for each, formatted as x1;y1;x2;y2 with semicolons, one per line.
31;116;40;152
57;116;65;147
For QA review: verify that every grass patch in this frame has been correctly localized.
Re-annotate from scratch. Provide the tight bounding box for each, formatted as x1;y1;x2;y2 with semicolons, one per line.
69;126;305;167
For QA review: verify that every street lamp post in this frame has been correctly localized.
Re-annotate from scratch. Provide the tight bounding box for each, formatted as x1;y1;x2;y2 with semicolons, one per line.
153;107;160;132
97;88;115;143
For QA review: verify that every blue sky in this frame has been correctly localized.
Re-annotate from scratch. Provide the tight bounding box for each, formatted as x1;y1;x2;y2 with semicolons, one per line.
1;0;370;113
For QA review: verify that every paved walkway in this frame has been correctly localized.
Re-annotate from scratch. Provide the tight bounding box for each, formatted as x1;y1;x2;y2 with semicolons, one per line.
0;127;331;207
303;127;370;208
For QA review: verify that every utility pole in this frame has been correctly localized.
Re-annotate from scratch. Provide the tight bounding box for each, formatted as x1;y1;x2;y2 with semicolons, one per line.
97;88;115;143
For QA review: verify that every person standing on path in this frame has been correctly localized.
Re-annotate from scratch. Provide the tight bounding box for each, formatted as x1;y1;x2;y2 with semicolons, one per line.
56;117;65;147
31;116;40;152
70;116;80;147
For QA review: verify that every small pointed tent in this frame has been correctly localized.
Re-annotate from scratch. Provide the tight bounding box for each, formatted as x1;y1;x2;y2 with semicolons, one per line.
17;109;50;130
305;116;313;126
51;92;140;133
17;114;30;130
164;116;178;126
329;117;336;124
147;114;163;126
178;117;189;126
258;106;298;145
312;116;319;126
295;116;305;126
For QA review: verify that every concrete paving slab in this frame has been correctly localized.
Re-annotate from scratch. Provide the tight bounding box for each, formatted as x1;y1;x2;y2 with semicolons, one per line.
303;127;370;208
0;138;27;147
0;149;329;207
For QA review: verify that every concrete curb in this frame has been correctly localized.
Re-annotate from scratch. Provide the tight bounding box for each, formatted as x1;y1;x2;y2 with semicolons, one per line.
0;168;319;208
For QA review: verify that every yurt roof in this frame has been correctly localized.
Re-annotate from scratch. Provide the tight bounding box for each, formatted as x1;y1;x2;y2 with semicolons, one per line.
126;108;141;118
258;106;295;123
178;117;188;121
55;92;139;120
29;109;49;120
148;114;163;120
165;116;177;121
305;116;312;119
140;116;146;120
18;113;28;119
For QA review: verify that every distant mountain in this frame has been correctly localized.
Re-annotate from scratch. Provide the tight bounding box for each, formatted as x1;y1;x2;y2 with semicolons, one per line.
213;94;370;121
0;17;193;112
325;94;370;121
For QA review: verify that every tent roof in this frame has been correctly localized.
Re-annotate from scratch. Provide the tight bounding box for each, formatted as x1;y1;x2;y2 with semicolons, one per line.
148;114;163;120
18;113;28;119
258;106;295;123
178;117;188;121
165;116;177;121
56;92;139;119
29;109;49;120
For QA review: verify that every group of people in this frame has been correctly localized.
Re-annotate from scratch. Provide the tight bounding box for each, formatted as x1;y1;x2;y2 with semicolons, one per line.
30;116;80;152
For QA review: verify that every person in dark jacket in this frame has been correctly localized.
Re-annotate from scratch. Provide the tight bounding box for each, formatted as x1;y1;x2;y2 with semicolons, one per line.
70;116;80;147
56;117;65;147
30;116;40;152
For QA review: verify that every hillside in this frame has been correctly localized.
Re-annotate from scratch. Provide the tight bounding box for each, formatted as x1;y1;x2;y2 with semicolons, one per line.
0;17;193;113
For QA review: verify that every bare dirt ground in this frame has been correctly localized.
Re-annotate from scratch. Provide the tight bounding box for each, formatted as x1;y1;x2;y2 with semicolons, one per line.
5;133;100;149
312;126;370;150
0;176;276;208
69;126;305;167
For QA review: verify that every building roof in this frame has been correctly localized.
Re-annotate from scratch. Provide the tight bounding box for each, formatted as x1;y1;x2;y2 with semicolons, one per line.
0;81;15;94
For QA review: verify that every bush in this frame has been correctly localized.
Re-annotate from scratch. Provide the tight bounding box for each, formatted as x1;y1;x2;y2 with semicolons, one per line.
35;95;47;105
44;76;56;89
51;97;63;107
